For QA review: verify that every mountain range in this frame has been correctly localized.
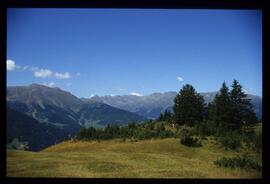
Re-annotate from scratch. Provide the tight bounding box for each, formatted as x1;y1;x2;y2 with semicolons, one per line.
88;91;262;120
6;84;262;151
6;84;146;150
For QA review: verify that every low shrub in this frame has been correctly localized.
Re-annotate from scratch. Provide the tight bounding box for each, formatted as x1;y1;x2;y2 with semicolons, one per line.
179;125;202;147
214;153;262;172
242;128;262;152
158;130;174;138
135;129;152;140
217;131;242;150
180;136;202;147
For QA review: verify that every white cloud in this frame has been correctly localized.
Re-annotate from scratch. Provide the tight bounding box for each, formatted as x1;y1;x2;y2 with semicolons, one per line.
7;60;16;71
177;76;183;82
110;94;115;96
130;92;143;96
90;94;95;98
76;72;81;76
34;69;52;78
6;60;73;82
55;72;70;79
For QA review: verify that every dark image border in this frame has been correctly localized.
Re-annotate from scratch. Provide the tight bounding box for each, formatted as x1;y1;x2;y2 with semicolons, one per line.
0;0;269;184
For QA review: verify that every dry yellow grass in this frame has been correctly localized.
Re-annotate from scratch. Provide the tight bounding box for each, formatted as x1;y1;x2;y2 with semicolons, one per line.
7;138;261;178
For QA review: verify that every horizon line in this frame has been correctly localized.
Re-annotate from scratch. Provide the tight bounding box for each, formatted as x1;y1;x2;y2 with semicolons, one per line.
6;83;262;99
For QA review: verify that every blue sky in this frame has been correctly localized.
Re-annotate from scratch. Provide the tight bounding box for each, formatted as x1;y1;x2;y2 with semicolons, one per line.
7;9;262;97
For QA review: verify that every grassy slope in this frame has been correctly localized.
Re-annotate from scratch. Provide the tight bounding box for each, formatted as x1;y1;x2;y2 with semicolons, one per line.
7;137;261;178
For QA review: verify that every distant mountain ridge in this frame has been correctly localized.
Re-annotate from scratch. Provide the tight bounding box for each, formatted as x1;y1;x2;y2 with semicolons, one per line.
6;84;146;151
88;92;178;119
88;91;262;119
7;84;146;128
6;84;262;151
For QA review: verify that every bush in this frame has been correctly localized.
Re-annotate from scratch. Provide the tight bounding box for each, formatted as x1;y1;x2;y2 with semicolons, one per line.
144;121;155;130
214;153;262;172
179;125;202;147
242;128;262;152
136;129;151;140
158;130;174;138
217;131;242;150
156;123;166;132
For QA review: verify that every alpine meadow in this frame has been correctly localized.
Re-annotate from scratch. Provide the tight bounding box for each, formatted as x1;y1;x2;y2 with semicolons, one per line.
6;9;262;178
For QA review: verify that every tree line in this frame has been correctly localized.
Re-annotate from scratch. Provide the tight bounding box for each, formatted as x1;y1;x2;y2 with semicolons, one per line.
173;79;258;132
173;79;260;150
76;79;260;151
76;121;174;141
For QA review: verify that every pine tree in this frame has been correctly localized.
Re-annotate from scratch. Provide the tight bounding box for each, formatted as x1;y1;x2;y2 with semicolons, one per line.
166;110;172;121
210;82;232;129
230;79;258;129
173;84;205;126
206;102;213;120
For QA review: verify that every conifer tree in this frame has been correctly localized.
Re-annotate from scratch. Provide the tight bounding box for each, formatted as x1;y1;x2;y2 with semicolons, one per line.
210;82;232;129
229;79;258;129
173;84;205;126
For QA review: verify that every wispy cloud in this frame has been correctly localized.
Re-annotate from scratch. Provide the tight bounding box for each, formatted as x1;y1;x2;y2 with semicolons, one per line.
23;66;29;70
114;87;127;91
55;72;71;79
90;94;95;98
76;72;81;76
34;69;52;78
130;92;143;96
8;59;74;81
30;66;39;71
177;76;184;82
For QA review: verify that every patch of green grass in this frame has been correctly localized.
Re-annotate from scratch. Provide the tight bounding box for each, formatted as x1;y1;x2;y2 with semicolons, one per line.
7;138;261;178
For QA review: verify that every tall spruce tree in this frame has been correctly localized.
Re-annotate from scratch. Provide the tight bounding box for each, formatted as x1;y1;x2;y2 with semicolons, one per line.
209;82;232;129
230;79;258;129
173;84;204;126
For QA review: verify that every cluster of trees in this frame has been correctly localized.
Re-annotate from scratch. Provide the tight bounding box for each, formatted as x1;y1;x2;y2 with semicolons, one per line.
173;79;260;150
76;79;260;151
173;80;258;132
158;110;173;121
76;121;175;141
